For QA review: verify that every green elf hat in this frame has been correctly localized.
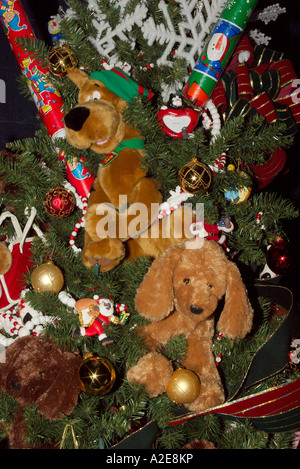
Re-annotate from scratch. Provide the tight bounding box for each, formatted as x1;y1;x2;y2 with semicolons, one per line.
89;67;154;103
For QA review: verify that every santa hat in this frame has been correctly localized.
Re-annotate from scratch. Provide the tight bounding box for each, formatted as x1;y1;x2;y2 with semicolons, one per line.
89;68;154;102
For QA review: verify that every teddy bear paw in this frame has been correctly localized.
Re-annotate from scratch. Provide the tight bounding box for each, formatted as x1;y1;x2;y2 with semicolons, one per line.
82;238;125;271
187;389;225;412
127;352;173;397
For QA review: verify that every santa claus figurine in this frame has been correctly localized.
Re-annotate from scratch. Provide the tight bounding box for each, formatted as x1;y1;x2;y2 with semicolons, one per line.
73;297;121;346
190;215;234;252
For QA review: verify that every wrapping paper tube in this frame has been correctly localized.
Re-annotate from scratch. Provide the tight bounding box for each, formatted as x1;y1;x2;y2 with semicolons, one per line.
0;0;94;197
184;0;259;108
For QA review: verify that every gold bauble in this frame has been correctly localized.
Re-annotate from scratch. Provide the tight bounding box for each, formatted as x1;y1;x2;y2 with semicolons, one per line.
31;260;64;293
167;368;201;405
47;44;78;77
77;352;116;396
179;158;212;194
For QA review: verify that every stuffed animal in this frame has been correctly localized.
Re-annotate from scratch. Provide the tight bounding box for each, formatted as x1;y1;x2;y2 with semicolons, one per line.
64;67;193;271
127;238;253;412
0;336;81;449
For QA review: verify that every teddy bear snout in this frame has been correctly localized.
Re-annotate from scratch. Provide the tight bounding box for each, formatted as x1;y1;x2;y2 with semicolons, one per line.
190;304;204;315
64;106;90;131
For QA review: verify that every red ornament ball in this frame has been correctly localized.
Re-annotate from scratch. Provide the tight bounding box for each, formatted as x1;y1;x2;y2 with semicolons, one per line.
266;239;293;275
44;185;76;218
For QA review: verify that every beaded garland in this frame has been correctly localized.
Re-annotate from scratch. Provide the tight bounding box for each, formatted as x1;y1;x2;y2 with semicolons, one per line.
0;293;55;348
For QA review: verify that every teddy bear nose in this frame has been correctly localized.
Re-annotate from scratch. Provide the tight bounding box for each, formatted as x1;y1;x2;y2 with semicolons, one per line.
190;304;203;315
10;380;21;391
64;106;90;131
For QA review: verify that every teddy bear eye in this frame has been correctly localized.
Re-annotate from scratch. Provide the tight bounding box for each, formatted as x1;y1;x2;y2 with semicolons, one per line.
92;91;101;100
183;278;190;284
207;283;213;288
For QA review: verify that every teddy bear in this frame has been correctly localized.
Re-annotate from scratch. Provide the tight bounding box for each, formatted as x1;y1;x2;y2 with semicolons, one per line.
127;238;253;412
64;67;193;272
0;335;82;449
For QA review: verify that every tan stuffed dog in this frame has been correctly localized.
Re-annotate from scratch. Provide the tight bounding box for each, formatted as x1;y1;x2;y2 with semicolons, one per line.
127;238;253;412
64;68;192;271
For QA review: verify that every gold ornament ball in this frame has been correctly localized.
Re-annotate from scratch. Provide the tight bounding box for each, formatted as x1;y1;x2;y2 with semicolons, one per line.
179;158;212;194
47;44;78;77
78;352;116;396
31;260;64;293
167;368;201;405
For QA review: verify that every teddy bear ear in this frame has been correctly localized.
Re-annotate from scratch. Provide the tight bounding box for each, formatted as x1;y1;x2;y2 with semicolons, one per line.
217;260;254;339
67;68;89;89
135;241;185;321
35;351;81;420
0;242;12;275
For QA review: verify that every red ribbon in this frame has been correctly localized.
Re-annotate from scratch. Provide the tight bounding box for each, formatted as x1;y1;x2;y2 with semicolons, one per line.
168;378;300;429
212;36;300;125
211;36;300;188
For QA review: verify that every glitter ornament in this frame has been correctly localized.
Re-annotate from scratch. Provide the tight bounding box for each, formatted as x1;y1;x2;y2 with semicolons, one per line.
167;367;201;405
77;352;116;396
47;44;78;77
31;260;64;293
178;158;212;194
44;185;76;218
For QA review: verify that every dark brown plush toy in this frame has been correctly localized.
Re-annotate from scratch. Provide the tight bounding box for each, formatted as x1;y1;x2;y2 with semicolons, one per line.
0;336;82;449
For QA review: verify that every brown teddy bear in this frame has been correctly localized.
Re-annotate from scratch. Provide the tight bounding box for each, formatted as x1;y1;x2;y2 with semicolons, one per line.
64;67;193;271
127;238;253;412
0;336;82;449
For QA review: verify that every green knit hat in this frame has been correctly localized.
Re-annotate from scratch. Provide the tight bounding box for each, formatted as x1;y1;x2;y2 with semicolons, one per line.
89;68;154;102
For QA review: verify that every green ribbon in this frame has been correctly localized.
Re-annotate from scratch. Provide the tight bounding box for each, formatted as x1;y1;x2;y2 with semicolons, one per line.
112;138;145;153
229;283;300;398
99;138;145;167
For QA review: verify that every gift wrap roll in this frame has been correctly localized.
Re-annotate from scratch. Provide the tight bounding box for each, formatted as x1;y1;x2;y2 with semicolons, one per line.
0;0;65;140
0;0;95;197
184;0;259;108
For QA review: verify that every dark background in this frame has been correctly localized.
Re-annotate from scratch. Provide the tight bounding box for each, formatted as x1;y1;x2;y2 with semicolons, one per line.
0;0;299;282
